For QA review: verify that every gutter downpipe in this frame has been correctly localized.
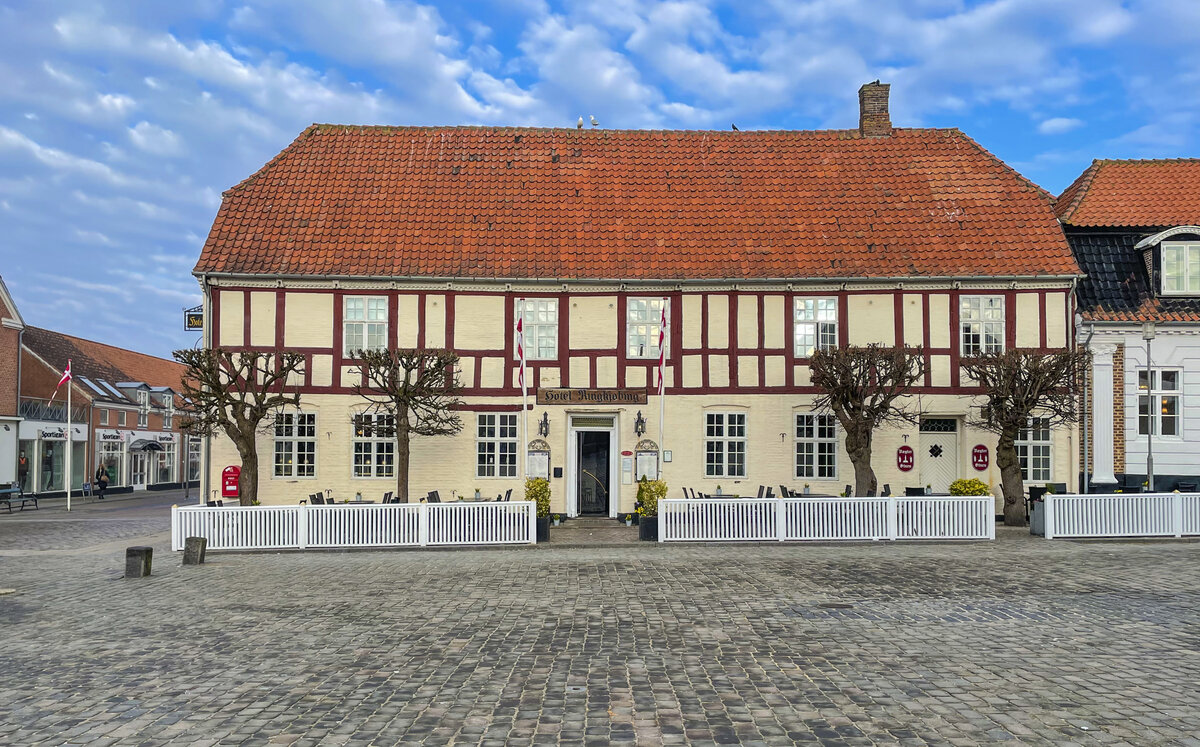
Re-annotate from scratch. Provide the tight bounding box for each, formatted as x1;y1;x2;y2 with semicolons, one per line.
201;275;211;506
1082;322;1095;494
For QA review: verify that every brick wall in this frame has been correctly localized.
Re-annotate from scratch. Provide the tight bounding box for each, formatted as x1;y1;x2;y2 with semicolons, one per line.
1114;343;1125;474
0;324;18;416
1080;349;1093;474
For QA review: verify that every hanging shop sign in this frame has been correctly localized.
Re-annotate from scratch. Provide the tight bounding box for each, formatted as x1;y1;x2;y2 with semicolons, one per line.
184;305;204;332
536;388;647;405
972;444;990;471
896;445;914;472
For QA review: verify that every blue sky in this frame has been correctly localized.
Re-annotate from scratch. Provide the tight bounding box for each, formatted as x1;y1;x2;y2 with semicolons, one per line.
1;0;1197;359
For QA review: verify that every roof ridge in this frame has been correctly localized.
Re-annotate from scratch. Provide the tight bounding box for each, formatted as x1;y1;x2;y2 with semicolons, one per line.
947;129;1057;204
307;123;962;136
1092;157;1200;165
1054;159;1102;223
222;124;322;198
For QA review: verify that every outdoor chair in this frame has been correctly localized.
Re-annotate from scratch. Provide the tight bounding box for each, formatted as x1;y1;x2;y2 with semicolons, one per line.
881;484;891;497
905;487;925;496
426;491;441;503
765;487;775;498
779;485;792;498
1047;482;1068;495
1177;481;1197;492
503;488;512;502
310;493;326;505
844;484;853;497
756;485;766;499
382;491;394;504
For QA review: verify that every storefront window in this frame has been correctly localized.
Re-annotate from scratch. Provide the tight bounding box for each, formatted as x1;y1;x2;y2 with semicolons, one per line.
17;439;34;492
187;438;201;482
157;442;177;484
40;441;63;492
98;441;125;487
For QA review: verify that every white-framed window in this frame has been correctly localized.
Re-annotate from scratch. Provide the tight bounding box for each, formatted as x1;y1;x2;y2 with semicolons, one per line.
1161;242;1200;294
137;390;149;428
476;413;517;477
626;297;667;359
118;411;127;427
705;412;747;478
274;412;316;478
353;413;395;478
517;299;558;360
1016;417;1052;482
163;395;174;429
794;298;838;357
97;441;124;487
138;410;148;428
186;438;201;482
156;441;177;484
99;409;108;426
343;296;388;357
960;295;1005;356
795;413;837;479
1138;368;1182;436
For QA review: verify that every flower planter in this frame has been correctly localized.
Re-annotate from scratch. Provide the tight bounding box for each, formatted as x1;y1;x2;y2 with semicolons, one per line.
536;516;550;543
638;516;658;541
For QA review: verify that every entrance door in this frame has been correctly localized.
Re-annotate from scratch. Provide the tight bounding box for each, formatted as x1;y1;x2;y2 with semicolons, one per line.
130;452;148;490
577;432;610;514
919;418;958;493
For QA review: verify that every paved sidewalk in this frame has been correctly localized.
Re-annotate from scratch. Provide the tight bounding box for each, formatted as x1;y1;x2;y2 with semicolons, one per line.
1;512;1199;745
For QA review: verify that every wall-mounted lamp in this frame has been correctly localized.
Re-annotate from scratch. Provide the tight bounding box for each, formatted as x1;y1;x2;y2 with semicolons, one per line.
634;410;646;436
538;412;550;438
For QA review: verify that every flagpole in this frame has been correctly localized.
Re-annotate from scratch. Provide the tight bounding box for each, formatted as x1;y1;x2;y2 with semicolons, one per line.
659;304;668;476
517;299;528;482
66;360;72;512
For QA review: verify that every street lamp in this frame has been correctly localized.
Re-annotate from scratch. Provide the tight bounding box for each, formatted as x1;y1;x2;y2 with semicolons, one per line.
1142;321;1156;492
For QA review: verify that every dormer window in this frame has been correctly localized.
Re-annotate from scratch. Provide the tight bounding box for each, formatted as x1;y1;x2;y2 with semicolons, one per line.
1161;242;1200;294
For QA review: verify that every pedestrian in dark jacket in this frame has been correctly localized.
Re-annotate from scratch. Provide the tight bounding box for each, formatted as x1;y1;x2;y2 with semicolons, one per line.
94;465;109;500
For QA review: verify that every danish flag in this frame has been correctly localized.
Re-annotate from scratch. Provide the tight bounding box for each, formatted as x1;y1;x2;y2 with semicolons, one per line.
657;305;668;395
57;359;72;388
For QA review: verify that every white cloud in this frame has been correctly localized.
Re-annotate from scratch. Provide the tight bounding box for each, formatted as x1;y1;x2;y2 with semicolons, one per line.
128;120;183;156
0;126;137;186
1038;117;1084;135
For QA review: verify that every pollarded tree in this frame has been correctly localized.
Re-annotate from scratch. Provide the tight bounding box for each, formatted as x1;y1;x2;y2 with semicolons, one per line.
174;348;305;506
352;348;464;503
809;345;926;497
962;349;1090;526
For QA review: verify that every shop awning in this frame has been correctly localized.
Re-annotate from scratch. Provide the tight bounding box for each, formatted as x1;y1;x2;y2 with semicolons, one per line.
129;439;165;452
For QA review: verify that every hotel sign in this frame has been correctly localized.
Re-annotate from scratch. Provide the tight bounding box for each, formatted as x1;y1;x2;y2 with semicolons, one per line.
537;388;648;405
184;305;204;332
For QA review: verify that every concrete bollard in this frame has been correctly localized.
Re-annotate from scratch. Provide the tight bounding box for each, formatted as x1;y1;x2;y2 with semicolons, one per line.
125;546;152;578
182;537;208;565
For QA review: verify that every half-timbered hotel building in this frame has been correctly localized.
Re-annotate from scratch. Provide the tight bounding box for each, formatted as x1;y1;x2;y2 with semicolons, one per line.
194;83;1080;516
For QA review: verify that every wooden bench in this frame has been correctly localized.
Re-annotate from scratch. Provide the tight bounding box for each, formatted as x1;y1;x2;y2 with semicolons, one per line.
0;487;37;513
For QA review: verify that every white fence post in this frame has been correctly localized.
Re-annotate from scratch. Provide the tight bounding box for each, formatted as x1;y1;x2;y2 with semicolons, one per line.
419;502;429;547
528;502;537;545
1044;494;1055;539
886;495;898;541
171;505;180;551
1174;492;1184;538
775;498;785;541
987;498;996;539
296;504;308;549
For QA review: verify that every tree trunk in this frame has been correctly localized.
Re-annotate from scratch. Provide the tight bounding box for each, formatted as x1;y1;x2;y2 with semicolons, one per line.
996;431;1025;526
233;437;259;507
844;427;878;497
396;422;411;504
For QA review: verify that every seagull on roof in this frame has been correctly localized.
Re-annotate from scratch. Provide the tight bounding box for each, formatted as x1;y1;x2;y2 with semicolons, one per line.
589;115;599;127
576;116;583;129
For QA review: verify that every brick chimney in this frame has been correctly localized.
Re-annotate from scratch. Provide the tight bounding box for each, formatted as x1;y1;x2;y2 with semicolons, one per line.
858;81;891;137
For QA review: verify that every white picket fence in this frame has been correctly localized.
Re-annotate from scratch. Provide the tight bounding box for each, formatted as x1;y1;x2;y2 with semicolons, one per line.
1044;493;1200;539
171;501;538;551
658;496;995;543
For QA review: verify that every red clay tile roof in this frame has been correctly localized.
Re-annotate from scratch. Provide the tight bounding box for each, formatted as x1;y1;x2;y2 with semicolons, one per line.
195;125;1077;280
23;327;188;395
1056;159;1200;227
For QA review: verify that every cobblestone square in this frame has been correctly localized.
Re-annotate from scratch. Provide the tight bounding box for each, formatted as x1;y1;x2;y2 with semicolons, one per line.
2;495;1199;745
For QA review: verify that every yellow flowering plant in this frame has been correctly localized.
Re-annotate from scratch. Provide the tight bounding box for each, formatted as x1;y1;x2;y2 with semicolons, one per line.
635;478;667;517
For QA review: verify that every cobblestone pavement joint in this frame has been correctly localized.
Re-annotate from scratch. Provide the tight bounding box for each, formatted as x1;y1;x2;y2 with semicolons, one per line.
1;497;1199;746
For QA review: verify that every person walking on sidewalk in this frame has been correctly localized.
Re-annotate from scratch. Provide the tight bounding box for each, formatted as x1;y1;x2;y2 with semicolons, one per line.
94;464;109;500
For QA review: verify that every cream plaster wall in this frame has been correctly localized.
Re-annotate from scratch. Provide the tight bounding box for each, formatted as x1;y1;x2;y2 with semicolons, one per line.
737;295;758;348
764;356;785;387
250;291;276;346
626;366;647;388
1045;292;1067;347
708;355;729;387
596;357;617;388
682;295;703;348
763;296;785;348
569;357;589;387
683;355;703;388
929;295;951;348
219;290;244;347
708;296;729;347
311;355;333;387
480;357;504;388
847;294;895;345
396;295;419;347
284;292;333;348
425;295;446;348
570;296;616;349
903;294;923;346
737;356;758;387
455;295;506;350
1016;293;1041;347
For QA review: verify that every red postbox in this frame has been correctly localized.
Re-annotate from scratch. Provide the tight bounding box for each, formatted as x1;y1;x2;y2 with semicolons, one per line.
221;465;241;498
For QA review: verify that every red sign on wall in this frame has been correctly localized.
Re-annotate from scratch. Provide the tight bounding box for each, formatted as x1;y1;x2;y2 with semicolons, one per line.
896;445;914;472
972;444;990;471
221;465;241;498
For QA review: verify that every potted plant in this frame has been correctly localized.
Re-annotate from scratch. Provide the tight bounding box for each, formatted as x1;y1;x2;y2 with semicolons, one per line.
551;513;562;527
636;477;667;541
624;513;633;527
803;483;811;496
925;484;932;496
526;477;551;542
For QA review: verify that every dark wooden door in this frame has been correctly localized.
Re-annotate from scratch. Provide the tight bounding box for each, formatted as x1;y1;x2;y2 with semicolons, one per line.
577;432;610;515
